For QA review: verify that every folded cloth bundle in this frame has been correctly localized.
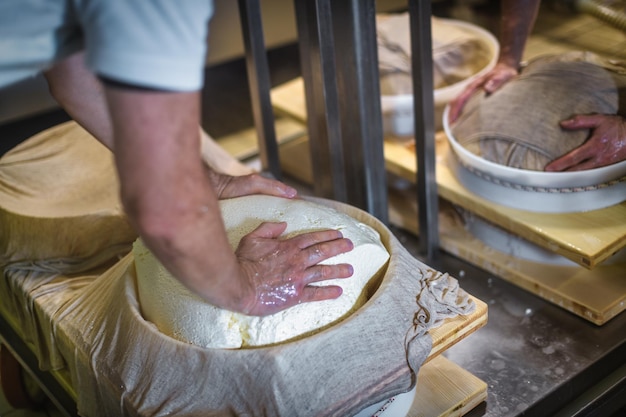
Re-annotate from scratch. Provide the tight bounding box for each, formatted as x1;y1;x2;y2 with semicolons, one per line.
450;51;626;170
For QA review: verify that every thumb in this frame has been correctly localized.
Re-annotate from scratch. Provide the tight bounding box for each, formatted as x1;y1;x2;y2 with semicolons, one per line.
247;221;288;239
560;114;600;130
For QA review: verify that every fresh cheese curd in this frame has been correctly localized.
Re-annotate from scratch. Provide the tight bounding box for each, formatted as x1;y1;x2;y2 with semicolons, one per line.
134;195;390;349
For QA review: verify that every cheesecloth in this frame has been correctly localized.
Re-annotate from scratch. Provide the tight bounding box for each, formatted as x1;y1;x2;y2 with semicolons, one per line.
0;122;475;416
451;51;626;170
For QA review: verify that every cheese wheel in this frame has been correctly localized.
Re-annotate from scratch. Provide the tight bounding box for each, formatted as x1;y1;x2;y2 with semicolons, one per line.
134;195;390;348
0;121;136;263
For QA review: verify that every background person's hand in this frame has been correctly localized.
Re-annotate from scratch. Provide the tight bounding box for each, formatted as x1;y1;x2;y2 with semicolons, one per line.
447;62;519;123
545;114;626;171
235;222;355;316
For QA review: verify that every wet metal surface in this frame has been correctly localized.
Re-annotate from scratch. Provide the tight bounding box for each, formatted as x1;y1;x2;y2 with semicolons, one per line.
391;226;626;417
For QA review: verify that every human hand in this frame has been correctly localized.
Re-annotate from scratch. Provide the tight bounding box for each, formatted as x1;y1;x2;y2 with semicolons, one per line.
447;62;519;123
207;169;298;200
235;222;354;316
545;114;626;171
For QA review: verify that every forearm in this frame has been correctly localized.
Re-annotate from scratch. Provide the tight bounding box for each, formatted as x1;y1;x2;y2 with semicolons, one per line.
44;52;115;150
105;86;251;312
499;0;541;68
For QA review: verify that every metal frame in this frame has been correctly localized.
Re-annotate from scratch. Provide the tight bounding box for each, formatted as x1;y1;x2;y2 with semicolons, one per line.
408;0;439;260
294;0;389;222
241;0;440;257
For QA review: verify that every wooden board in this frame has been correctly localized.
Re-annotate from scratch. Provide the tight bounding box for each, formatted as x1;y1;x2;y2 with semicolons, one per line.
269;77;626;269
1;293;487;415
388;189;626;326
409;355;487;417
427;295;487;362
215;116;307;161
386;137;626;270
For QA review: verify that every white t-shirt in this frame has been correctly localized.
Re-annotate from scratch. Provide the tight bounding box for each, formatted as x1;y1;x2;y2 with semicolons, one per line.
0;0;214;91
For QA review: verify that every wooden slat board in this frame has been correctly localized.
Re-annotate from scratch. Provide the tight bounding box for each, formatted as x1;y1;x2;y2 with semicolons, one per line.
409;355;487;417
385;137;626;269
427;296;487;362
387;190;626;325
269;77;626;269
215;116;307;161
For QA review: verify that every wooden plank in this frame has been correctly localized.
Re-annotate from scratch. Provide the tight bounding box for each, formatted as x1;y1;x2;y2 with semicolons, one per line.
270;78;308;123
388;189;626;326
278;135;313;185
409;355;487;417
387;136;626;269
214;116;307;161
427;295;487;362
269;78;626;269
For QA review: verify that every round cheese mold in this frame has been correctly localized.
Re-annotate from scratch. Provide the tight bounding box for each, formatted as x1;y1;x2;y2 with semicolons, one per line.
443;106;626;213
134;195;390;349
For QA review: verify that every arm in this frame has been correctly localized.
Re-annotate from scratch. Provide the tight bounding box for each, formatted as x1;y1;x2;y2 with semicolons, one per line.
448;0;541;122
545;114;626;171
106;87;354;315
44;54;355;315
44;52;114;149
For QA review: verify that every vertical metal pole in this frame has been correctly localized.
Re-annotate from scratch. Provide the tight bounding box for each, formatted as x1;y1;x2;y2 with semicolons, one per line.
409;0;440;259
238;0;282;179
294;0;347;201
331;0;388;223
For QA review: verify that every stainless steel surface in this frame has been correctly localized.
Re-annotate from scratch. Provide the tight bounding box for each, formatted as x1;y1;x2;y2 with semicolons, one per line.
408;0;440;261
391;228;626;417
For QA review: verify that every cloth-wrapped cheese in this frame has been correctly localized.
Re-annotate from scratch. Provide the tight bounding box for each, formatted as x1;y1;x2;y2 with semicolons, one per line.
134;195;390;348
450;51;626;170
377;14;493;96
0;121;136;265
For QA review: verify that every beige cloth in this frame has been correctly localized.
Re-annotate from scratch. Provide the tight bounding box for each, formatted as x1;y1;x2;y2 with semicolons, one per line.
0;123;475;416
451;51;626;170
0;122;136;264
377;14;493;95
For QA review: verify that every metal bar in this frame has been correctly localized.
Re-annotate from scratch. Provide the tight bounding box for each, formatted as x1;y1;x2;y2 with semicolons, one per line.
0;313;78;417
330;0;388;222
238;0;282;179
409;0;439;260
294;0;346;200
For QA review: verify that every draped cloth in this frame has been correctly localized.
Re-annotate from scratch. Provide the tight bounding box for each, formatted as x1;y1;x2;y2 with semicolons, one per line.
451;51;626;170
377;14;493;96
0;122;474;416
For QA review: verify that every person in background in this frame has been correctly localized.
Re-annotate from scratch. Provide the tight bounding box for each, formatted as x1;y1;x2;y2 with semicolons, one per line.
448;0;626;171
0;1;354;316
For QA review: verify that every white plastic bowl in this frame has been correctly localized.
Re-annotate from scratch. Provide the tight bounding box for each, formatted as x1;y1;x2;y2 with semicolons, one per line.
353;385;416;417
380;18;500;136
443;106;626;213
